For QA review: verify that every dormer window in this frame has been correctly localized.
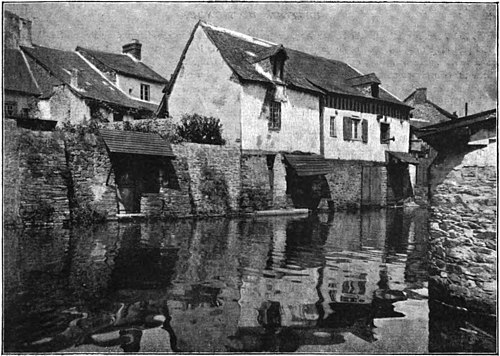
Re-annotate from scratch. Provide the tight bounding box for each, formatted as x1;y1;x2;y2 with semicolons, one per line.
140;84;150;101
271;55;285;80
270;47;287;81
371;83;379;98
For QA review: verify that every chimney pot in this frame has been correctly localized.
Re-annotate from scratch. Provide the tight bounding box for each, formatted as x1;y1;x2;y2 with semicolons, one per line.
414;88;427;104
122;40;142;61
70;69;81;89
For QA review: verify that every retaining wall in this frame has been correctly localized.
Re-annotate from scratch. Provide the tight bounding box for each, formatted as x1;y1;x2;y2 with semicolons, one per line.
4;119;70;226
428;142;497;315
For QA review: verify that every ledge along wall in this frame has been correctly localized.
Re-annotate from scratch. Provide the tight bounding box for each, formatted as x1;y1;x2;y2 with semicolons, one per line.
428;141;496;316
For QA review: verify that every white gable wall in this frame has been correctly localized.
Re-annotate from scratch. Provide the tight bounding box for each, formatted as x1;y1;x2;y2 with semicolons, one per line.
168;27;242;146
323;107;410;162
241;83;321;153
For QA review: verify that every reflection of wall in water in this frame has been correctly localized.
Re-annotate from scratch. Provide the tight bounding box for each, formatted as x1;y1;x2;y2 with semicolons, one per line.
3;227;70;307
237;216;322;328
165;219;241;352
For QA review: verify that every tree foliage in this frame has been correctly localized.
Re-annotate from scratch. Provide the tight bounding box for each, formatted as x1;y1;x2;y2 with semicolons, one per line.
176;114;226;145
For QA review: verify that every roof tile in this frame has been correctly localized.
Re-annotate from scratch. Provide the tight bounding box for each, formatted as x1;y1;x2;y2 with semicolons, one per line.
22;45;158;113
4;49;40;95
76;47;167;84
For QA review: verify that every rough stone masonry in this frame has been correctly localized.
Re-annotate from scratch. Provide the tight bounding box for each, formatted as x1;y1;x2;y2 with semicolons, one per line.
428;142;496;315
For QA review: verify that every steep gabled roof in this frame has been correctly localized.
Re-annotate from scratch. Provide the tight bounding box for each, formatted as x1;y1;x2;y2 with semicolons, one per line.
404;89;456;128
76;47;167;84
4;49;40;95
21;45;157;113
198;23;405;105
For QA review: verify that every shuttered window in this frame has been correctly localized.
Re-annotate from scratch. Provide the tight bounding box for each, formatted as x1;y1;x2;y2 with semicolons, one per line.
343;117;368;143
361;119;368;143
343;116;352;140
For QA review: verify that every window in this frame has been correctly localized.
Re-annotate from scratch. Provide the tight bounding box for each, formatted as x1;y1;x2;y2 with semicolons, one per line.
140;84;150;101
5;101;17;116
352;118;361;140
329;116;336;137
380;123;391;143
343;117;368;143
269;100;281;130
113;112;124;122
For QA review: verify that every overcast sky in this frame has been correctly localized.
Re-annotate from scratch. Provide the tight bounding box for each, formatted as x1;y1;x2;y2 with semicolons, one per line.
5;2;497;116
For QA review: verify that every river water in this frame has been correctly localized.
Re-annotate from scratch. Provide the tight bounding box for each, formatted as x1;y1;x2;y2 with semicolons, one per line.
2;208;487;353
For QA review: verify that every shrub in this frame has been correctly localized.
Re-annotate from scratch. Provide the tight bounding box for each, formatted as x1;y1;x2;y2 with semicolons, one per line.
176;114;226;145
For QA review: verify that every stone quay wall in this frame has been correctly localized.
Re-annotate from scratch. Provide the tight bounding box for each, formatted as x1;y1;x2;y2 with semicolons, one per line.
64;132;118;219
428;143;497;315
142;143;241;217
4;119;70;226
240;153;293;212
324;160;387;210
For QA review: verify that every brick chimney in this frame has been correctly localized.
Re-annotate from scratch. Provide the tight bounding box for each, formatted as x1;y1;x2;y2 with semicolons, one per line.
122;39;142;61
4;11;33;49
414;88;427;104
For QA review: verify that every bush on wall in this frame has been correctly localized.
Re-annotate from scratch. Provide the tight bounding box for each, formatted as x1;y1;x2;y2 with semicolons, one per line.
176;114;226;145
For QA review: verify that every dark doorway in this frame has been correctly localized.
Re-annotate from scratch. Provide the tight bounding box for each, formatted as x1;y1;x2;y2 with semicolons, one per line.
286;171;329;210
386;163;413;204
112;154;162;213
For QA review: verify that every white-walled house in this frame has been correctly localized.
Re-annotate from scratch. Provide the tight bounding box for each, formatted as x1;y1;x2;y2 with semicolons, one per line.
161;22;415;209
4;11;167;126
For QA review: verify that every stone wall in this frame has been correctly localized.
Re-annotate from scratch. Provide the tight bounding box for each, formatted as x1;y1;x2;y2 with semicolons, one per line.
141;143;241;217
240;154;272;211
4;119;22;224
64;132;118;219
240;153;293;211
3;119;70;226
428;142;496;315
324;160;387;210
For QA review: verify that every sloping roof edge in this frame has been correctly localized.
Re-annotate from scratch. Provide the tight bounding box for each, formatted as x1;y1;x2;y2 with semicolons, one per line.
417;109;496;137
100;129;175;157
166;20;202;96
283;154;332;176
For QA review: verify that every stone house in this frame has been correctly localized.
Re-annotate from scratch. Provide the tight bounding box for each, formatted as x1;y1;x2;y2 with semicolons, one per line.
3;11;167;125
419;109;496;320
160;21;414;210
404;87;456;203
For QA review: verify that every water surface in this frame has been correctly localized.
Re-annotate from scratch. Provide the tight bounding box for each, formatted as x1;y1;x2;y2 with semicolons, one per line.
4;208;435;353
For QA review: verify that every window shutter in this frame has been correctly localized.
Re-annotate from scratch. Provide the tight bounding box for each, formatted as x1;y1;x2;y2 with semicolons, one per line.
343;117;352;141
362;119;368;143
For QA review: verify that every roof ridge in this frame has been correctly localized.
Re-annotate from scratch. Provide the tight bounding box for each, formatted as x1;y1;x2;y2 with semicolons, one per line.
200;21;277;48
77;45;127;57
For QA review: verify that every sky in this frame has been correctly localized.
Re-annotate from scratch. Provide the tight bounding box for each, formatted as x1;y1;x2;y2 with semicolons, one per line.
5;2;497;116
